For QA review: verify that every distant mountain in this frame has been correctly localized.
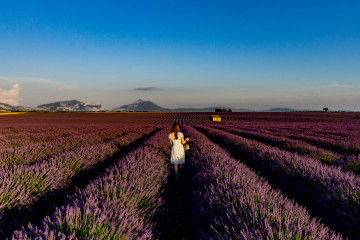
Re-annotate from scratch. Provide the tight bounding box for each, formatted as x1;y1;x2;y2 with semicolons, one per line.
38;100;105;112
233;108;253;112
112;99;170;112
1;99;318;112
171;107;217;112
113;99;234;112
112;100;318;112
0;102;41;111
262;108;314;112
0;102;15;111
263;108;297;112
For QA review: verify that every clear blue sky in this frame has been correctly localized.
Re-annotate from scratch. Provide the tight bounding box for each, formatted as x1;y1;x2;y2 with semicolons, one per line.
1;0;359;110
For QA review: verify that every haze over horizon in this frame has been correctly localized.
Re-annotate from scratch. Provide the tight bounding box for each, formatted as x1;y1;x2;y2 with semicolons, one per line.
1;1;359;111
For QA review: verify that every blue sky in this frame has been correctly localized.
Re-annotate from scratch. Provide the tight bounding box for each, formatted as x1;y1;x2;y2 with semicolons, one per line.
0;0;359;110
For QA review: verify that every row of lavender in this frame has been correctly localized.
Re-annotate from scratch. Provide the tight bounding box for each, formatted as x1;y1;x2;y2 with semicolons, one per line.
181;126;342;239
12;124;345;239
214;125;360;174
196;126;360;238
229;122;359;138
0;126;142;166
0;126;157;238
0;125;116;148
271;127;360;156
227;123;360;156
152;118;202;126
13;129;171;239
258;123;360;140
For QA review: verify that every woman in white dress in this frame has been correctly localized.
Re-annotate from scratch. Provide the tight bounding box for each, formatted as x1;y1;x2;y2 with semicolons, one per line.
169;123;189;179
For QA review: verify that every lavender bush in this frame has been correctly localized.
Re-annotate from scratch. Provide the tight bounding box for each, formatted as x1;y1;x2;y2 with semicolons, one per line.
267;127;360;155
197;126;360;238
181;126;342;239
215;125;341;164
0;126;140;166
0;127;157;237
13;129;171;239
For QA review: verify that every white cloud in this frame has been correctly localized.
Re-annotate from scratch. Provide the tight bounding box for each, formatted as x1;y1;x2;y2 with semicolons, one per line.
0;76;78;91
0;76;81;107
0;84;21;105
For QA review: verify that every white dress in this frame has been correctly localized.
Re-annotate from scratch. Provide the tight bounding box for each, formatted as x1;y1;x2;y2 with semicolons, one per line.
169;132;185;164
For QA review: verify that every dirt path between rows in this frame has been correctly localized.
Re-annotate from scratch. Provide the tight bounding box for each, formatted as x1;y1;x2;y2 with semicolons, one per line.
153;166;192;240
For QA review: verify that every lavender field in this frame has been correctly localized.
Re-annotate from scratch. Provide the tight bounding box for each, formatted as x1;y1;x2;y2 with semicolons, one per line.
1;111;359;239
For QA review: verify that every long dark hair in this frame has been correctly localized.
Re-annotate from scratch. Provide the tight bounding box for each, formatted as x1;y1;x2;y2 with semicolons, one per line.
171;122;180;139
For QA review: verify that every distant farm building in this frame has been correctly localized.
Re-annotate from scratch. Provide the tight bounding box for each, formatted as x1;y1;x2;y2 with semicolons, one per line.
210;115;221;121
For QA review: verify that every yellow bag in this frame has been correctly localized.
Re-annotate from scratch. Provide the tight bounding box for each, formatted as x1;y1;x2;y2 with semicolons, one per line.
183;143;190;150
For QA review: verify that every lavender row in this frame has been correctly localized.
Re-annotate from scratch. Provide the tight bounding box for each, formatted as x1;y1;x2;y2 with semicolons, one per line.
197;126;360;238
265;124;360;140
215;124;360;174
215;125;341;164
214;125;360;175
182;126;342;239
0;133;105;166
237;125;360;156
0;127;157;237
219;121;360;143
0;125;139;150
13;128;171;239
0;126;106;149
0;126;142;166
283;130;360;156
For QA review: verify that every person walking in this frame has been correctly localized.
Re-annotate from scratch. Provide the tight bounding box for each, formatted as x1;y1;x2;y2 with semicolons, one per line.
169;122;189;179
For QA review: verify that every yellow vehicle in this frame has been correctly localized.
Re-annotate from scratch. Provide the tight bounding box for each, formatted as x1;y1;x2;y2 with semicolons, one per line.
210;115;221;121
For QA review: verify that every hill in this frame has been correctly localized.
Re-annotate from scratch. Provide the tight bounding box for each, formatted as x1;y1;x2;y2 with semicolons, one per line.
37;100;105;111
112;99;169;112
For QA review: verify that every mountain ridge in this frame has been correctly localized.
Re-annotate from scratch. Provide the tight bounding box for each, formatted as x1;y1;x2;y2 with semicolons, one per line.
112;99;169;112
0;99;319;112
112;99;232;112
37;100;105;111
112;99;314;112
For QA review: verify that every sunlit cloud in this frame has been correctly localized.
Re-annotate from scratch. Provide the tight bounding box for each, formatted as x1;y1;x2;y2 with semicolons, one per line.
0;76;80;107
0;76;79;91
0;84;21;105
